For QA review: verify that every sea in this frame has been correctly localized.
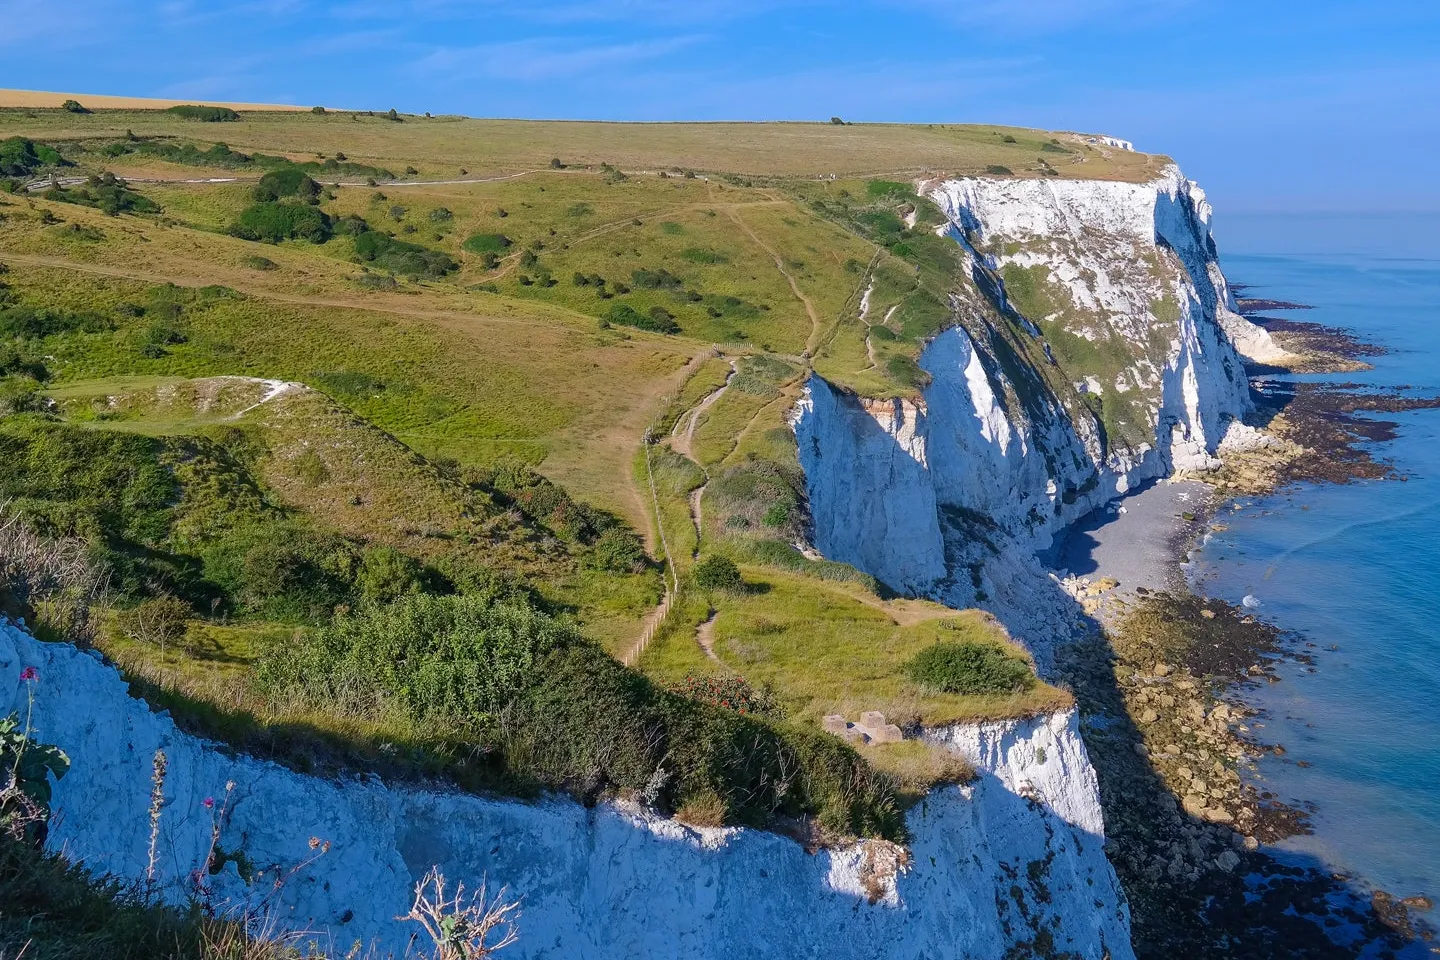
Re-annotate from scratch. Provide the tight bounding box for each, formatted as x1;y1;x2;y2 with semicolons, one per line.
1189;211;1440;909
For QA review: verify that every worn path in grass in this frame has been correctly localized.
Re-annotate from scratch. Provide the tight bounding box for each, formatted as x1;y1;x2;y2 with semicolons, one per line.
696;612;721;665
724;207;825;356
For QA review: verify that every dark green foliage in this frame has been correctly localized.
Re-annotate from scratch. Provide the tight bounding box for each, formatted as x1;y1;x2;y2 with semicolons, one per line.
492;641;903;836
356;545;425;604
904;641;1035;695
98;137;395;180
257;592;575;725
240;254;278;271
461;232;511;254
0;138;67;177
985;164;1013;175
585;527;648;574
166;104;240;122
630;267;685;291
605;303;679;334
60;99;89;114
0;833;269;958
869;324;897;341
0;715;68;839
0;420;363;621
885;354;930;390
693;554;742;592
229;200;331;243
865;179;912;199
673;674;775;715
43;174;159;216
252;166;320;202
352;230;458;277
703;294;760;321
468;458;630;549
0;304;112;339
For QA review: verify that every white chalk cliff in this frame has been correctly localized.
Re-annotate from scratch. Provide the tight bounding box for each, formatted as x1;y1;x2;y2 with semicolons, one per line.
2;623;1131;959
795;167;1277;620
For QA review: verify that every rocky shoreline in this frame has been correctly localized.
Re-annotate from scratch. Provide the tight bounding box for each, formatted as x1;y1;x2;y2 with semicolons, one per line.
1049;317;1440;956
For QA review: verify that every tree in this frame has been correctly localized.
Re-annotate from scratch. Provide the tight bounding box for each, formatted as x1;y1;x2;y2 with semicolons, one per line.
386;108;401;121
117;594;191;660
311;105;327;114
549;158;564;169
60;99;89;114
693;555;742;592
829;116;845;125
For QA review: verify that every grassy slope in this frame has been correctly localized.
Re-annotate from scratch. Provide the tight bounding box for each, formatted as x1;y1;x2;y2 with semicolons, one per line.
0;104;1115;827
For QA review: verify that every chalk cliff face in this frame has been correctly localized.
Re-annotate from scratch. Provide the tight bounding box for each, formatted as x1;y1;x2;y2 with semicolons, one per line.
795;168;1276;610
2;623;1132;960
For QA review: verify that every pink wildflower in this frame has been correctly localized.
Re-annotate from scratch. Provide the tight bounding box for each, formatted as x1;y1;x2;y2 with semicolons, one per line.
18;666;37;682
202;797;215;810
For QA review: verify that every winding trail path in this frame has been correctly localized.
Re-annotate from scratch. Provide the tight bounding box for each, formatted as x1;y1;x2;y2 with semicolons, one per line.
695;612;721;664
724;207;824;356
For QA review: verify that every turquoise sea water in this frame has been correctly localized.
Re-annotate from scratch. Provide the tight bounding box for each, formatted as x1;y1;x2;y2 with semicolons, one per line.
1191;213;1440;905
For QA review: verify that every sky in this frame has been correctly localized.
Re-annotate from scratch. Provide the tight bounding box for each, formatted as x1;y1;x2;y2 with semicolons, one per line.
3;0;1437;216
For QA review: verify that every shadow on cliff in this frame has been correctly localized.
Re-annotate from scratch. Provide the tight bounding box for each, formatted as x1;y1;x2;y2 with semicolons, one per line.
996;521;1430;959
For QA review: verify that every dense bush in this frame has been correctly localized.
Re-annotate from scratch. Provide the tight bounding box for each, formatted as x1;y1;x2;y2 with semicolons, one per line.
673;674;775;715
630;267;685;291
0;304;112;339
693;554;743;592
166;104;239;122
468;457;631;549
0;138;66;177
903;641;1035;695
252;166;320;202
352;230;458;277
605;303;679;334
228;201;332;243
257;592;576;724
43;174;160;216
462;232;511;254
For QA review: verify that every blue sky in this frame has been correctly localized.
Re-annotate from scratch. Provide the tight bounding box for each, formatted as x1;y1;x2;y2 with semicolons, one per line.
3;0;1437;216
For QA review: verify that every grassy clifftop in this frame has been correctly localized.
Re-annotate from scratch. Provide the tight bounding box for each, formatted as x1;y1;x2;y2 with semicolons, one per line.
0;100;1079;842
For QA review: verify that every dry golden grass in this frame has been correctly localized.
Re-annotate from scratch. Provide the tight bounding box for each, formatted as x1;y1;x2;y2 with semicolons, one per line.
0;88;312;111
0;102;1168;181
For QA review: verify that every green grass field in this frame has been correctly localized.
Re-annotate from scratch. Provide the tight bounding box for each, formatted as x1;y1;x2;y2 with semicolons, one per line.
0;99;1101;839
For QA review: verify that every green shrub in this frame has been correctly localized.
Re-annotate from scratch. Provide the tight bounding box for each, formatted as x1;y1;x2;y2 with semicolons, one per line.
240;254;278;271
585;527;648;574
60;99;89;114
461;232;511;254
0;138;67;177
166;104;240;122
252;166;320;202
903;641;1035;695
356;545;424;604
228;201;331;243
43;174;159;216
352;230;457;277
115;594;192;654
257;592;575;724
605;303;679;334
0;714;68;841
693;555;742;592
